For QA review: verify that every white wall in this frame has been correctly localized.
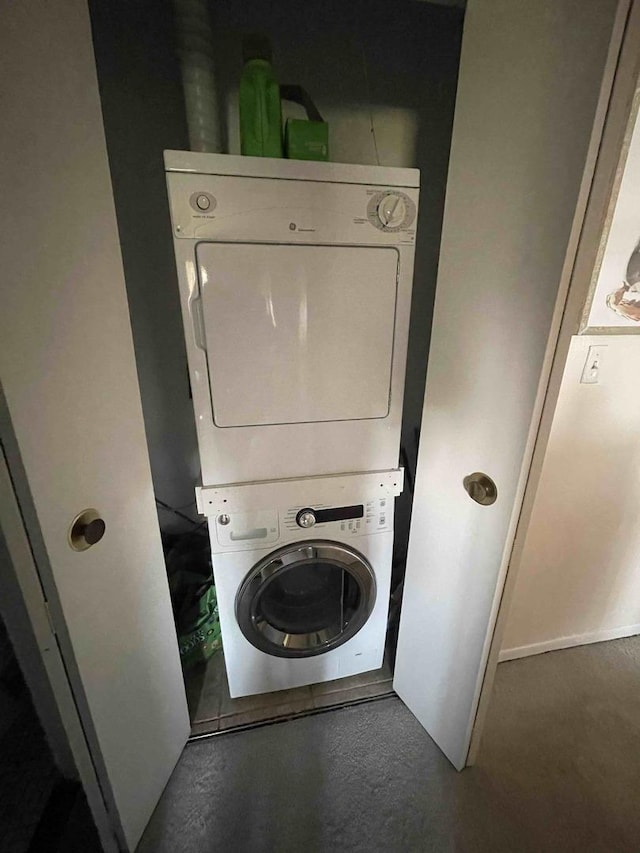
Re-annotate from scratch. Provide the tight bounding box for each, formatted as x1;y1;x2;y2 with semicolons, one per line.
502;334;640;659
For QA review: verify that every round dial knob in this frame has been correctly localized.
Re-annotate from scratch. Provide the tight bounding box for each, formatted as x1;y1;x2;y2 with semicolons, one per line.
377;193;407;228
296;509;316;529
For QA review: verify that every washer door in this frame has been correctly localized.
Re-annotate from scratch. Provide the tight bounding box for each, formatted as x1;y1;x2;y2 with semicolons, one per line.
235;540;377;658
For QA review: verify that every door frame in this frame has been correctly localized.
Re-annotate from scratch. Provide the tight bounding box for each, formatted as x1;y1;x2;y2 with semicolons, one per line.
0;397;119;853
2;6;637;849
467;0;640;764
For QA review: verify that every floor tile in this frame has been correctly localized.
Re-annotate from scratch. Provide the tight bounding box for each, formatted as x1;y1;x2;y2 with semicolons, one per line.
311;680;393;710
189;717;220;737
185;646;395;733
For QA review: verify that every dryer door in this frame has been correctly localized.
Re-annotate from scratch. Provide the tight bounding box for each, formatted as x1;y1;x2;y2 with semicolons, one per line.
196;242;399;427
235;541;376;658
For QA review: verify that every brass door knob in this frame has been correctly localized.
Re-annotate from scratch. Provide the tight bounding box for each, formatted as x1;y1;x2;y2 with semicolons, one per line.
69;509;106;551
463;473;497;506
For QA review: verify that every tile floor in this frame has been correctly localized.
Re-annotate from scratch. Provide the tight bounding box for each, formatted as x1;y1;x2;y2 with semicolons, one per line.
186;650;394;736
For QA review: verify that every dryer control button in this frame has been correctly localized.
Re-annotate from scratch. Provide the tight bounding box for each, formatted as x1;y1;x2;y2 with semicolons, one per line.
189;191;217;213
296;509;316;528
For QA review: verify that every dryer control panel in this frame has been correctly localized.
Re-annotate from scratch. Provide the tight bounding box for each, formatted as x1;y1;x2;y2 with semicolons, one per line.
165;152;419;248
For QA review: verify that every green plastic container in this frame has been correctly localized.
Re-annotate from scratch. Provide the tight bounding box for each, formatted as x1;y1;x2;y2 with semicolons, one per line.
280;85;329;162
239;36;283;158
285;119;329;161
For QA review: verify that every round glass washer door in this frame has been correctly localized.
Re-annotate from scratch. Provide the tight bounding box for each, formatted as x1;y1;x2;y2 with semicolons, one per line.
235;540;377;658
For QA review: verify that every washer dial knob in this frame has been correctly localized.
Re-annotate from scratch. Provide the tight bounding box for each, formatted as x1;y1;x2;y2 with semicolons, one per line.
296;509;316;529
367;190;416;232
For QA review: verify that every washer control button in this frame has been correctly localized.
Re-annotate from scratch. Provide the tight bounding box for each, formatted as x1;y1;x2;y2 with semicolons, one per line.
196;194;210;210
296;509;316;529
218;513;231;526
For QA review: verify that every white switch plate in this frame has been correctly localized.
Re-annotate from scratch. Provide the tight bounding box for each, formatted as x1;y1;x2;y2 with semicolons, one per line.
580;344;607;384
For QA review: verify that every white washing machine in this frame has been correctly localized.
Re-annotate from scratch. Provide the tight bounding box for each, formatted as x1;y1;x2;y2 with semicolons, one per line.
198;470;401;697
165;151;419;486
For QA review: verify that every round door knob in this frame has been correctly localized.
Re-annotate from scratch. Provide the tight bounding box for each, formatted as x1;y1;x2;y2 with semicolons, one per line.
463;473;498;506
296;509;316;528
83;518;106;545
68;509;106;551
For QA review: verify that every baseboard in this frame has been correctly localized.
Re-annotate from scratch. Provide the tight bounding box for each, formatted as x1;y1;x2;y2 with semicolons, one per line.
499;622;640;662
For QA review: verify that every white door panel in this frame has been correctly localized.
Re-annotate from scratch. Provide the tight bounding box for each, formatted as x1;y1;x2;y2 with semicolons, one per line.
198;243;398;426
0;1;190;849
394;0;619;769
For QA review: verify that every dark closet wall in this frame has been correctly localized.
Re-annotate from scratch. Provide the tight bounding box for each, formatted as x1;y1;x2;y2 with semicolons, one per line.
89;0;463;556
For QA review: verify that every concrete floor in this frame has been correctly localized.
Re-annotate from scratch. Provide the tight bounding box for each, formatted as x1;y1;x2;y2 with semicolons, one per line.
137;636;640;852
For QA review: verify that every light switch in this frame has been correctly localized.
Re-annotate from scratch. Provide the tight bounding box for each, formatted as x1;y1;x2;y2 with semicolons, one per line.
580;344;607;384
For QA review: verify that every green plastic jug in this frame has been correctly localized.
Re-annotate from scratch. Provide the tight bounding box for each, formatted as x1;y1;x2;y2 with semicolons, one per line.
239;35;283;158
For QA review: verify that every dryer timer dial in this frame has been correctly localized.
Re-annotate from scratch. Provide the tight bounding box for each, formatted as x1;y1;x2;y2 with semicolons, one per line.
378;193;407;228
367;190;415;232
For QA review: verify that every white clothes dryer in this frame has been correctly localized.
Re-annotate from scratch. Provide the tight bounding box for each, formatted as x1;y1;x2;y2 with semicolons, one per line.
198;471;401;698
165;151;419;486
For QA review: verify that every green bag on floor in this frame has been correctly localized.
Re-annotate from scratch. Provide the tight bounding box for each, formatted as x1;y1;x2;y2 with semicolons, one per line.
178;583;222;670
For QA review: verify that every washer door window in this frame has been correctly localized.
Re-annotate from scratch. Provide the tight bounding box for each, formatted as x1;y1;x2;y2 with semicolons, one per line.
235;541;376;658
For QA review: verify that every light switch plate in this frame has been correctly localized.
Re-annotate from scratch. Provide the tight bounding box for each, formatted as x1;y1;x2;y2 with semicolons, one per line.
580;344;607;384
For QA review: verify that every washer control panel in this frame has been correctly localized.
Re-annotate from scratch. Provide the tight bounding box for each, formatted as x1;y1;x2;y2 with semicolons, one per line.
285;499;391;537
213;499;393;550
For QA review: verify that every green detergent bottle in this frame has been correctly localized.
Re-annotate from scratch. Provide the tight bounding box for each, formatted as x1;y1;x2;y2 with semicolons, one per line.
239;35;283;158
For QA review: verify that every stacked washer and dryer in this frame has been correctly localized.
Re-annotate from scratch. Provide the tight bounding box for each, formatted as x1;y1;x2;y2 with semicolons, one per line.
165;152;419;699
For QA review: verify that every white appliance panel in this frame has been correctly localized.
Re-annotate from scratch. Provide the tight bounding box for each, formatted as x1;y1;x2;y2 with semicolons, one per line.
207;475;396;698
212;524;393;698
166;153;418;486
197;243;398;427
